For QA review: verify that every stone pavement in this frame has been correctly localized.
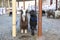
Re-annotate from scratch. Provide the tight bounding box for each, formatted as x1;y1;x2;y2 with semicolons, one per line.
42;16;60;40
0;14;60;40
0;14;37;40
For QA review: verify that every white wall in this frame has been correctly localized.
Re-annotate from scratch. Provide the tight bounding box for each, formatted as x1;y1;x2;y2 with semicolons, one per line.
16;1;35;10
42;0;50;6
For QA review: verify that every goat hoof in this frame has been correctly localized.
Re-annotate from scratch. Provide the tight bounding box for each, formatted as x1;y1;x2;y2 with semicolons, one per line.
21;29;23;33
25;29;27;33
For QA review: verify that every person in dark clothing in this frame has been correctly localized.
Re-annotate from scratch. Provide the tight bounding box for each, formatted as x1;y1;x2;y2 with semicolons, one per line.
29;10;37;36
30;14;37;29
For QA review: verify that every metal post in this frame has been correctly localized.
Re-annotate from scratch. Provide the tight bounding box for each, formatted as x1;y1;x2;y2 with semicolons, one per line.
56;0;57;10
50;0;52;5
18;1;19;8
35;0;37;12
38;0;42;37
23;0;25;9
12;0;16;37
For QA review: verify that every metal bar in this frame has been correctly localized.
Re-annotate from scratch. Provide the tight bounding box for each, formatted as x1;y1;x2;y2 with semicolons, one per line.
50;0;52;5
56;0;57;10
18;1;19;8
35;0;36;12
23;0;25;9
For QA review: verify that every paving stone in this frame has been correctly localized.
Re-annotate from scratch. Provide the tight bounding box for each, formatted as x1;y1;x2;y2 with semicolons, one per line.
0;15;60;40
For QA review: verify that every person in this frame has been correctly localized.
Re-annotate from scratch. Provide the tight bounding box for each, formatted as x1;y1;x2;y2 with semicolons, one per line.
29;10;37;35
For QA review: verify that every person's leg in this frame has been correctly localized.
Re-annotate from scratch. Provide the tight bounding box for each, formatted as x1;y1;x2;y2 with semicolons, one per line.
34;25;37;30
30;26;35;36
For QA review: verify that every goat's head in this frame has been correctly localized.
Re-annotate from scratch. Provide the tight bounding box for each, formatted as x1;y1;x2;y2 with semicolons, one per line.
22;10;26;22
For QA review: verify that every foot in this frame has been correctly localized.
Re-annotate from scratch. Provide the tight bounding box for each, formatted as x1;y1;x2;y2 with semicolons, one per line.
31;30;35;36
25;29;27;33
21;29;23;33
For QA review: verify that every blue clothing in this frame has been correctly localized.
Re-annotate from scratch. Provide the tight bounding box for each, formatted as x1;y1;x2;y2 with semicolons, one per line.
30;17;37;22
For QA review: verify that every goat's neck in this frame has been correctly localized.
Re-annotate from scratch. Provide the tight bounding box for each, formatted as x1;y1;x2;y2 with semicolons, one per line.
22;14;25;22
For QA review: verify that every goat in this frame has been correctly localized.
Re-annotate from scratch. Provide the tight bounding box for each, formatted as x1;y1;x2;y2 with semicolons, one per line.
29;10;37;36
20;10;28;33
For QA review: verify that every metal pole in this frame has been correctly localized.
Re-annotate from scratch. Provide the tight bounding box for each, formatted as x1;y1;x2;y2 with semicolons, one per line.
18;1;19;8
38;0;42;37
35;0;36;12
50;0;52;5
12;0;16;37
56;0;57;10
23;0;25;9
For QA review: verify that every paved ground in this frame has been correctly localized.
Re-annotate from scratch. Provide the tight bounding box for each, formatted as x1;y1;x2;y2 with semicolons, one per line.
42;16;60;40
0;14;60;40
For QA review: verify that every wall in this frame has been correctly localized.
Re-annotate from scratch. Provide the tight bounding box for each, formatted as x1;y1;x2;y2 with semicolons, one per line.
16;1;35;10
42;0;50;6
